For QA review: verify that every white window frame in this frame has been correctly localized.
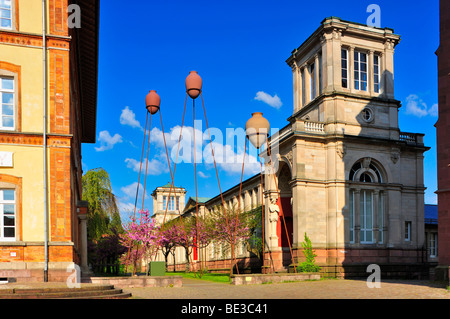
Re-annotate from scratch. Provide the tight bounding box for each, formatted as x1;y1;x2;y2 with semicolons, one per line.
0;0;13;30
405;221;411;241
168;196;175;211
0;76;15;131
373;54;380;93
360;190;374;244
429;232;437;258
163;195;177;211
341;48;348;88
0;189;16;241
378;193;383;243
349;190;355;243
354;51;368;91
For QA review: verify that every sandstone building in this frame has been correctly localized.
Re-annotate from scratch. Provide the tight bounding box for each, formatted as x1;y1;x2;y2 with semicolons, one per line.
272;17;428;275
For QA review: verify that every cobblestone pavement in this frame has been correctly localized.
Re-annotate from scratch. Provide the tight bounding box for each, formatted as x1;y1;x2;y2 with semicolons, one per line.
124;278;450;299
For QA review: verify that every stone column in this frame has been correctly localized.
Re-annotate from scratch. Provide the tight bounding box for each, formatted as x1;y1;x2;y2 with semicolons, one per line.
304;63;311;105
292;61;299;113
77;201;91;275
298;67;303;109
349;46;355;93
244;190;250;211
383;39;395;99
314;54;320;98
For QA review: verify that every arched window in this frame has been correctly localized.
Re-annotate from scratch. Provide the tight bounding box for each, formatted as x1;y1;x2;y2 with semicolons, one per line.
349;158;384;183
348;158;386;245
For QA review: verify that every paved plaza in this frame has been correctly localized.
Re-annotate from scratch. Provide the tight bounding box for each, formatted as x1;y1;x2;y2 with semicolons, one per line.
125;278;450;299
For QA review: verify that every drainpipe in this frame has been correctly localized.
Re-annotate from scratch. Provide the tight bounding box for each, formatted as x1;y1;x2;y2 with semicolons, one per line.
42;0;49;282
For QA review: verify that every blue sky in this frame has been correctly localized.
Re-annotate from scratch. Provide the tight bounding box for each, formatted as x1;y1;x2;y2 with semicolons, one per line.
81;0;439;219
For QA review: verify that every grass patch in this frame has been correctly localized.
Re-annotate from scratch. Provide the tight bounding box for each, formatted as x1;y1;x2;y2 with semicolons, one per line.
172;271;231;283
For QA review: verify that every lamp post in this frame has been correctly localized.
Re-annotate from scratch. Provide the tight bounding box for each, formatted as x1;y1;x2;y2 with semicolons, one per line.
185;71;203;273
245;112;270;273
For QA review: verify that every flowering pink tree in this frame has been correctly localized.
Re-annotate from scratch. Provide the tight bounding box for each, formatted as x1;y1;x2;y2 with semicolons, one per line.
120;209;159;275
157;216;212;275
158;221;184;272
209;206;253;277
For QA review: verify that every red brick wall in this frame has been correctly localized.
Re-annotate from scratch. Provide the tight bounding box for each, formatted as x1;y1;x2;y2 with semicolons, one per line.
0;245;74;263
437;0;450;266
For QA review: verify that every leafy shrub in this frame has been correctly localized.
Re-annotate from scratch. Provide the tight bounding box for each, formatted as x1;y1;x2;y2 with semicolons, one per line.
297;233;321;273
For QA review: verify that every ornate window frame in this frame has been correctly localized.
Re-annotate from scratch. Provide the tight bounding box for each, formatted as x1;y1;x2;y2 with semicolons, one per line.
0;62;21;132
0;0;19;31
0;174;22;242
348;158;387;245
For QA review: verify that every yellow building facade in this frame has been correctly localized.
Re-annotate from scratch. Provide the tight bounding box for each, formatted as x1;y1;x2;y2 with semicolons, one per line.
0;0;99;282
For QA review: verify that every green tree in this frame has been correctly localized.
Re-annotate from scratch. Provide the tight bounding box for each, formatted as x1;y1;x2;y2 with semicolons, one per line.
245;206;263;264
82;168;123;241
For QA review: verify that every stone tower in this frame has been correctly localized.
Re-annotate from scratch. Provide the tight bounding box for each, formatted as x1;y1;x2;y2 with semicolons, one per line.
264;17;429;276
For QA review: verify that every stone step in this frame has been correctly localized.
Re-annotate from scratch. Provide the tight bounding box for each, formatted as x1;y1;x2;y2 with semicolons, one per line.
0;284;132;299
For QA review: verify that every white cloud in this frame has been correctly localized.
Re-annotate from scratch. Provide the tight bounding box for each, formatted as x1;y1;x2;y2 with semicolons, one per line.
95;130;123;151
429;103;438;117
149;126;178;149
203;142;261;175
405;94;438;117
116;200;136;223
120;182;148;200
254;91;282;109
125;157;169;176
120;106;143;130
198;171;209;178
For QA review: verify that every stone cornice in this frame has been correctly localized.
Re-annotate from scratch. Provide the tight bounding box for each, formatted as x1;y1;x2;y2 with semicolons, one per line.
0;30;71;50
0;132;72;147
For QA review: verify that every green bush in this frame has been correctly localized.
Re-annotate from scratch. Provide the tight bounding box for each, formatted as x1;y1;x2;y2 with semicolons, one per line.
297;233;321;273
297;262;321;273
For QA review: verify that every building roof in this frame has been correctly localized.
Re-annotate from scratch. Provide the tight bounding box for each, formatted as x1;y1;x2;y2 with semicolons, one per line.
151;183;186;198
73;0;100;143
188;196;211;204
182;196;211;214
425;204;438;225
285;16;401;68
160;182;184;189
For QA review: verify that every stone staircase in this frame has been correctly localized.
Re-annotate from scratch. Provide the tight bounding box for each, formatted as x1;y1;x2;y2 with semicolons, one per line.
0;284;132;299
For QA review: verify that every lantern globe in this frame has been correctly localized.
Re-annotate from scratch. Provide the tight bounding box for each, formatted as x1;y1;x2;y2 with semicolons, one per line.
245;112;270;149
185;71;202;99
145;90;160;114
